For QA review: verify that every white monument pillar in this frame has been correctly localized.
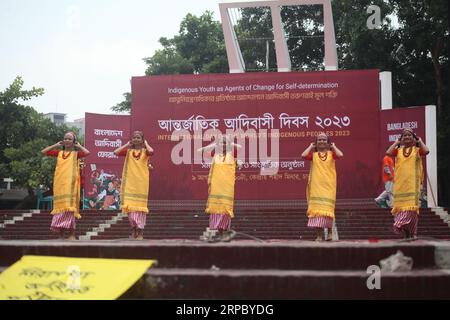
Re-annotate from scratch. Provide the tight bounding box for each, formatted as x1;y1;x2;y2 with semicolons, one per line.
219;0;338;73
379;71;393;110
425;105;438;207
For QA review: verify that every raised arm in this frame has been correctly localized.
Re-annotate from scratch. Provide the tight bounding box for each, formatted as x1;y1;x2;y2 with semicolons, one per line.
74;141;90;156
232;143;242;149
331;143;344;158
41;141;62;155
301;142;315;159
197;141;217;152
144;140;154;155
417;137;430;155
114;141;130;156
386;138;401;156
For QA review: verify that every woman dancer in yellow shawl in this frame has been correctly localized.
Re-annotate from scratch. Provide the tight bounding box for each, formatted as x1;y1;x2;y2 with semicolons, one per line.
114;131;154;240
301;133;343;241
41;132;90;240
198;136;241;242
386;128;429;240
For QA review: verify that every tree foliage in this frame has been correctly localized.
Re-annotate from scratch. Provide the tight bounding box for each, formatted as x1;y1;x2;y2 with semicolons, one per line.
281;5;326;71
144;37;194;75
111;92;132;113
0;77;72;201
233;7;277;71
144;11;228;75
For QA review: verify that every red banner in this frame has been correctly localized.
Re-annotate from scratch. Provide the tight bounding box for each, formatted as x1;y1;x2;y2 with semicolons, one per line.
83;113;131;209
131;70;381;200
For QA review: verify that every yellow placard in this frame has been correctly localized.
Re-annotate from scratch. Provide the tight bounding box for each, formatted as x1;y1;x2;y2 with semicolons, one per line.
0;255;156;300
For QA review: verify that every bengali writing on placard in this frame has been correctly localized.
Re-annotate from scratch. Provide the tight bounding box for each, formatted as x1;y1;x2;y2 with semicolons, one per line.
93;129;124;159
0;256;155;300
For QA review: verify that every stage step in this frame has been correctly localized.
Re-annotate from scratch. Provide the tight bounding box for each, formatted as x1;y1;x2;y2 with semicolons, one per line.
1;207;448;241
0;240;438;270
123;267;450;299
1;239;449;299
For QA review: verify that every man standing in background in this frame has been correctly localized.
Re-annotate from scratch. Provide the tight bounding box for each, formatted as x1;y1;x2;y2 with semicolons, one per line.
375;153;395;208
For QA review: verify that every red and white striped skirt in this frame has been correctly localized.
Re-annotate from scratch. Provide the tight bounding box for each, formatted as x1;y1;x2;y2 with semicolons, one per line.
393;211;418;236
307;216;333;229
128;212;147;229
209;213;231;231
50;212;76;231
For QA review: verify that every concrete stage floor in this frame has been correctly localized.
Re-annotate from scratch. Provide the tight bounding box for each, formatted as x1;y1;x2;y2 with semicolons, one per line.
1;239;449;299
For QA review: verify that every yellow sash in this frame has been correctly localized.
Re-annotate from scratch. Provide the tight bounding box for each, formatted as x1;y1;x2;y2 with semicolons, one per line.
205;153;236;218
120;149;150;214
392;146;423;215
51;151;81;218
306;151;336;219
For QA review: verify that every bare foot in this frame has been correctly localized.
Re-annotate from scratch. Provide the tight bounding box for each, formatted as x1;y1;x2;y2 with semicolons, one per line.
130;228;137;239
220;230;236;242
315;229;324;241
136;229;144;240
67;230;76;240
404;230;410;239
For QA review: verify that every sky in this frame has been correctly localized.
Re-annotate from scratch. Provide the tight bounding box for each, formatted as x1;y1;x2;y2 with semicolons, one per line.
0;0;229;121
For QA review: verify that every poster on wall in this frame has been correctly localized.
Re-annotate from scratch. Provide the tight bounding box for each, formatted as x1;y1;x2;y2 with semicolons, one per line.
83;113;131;209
